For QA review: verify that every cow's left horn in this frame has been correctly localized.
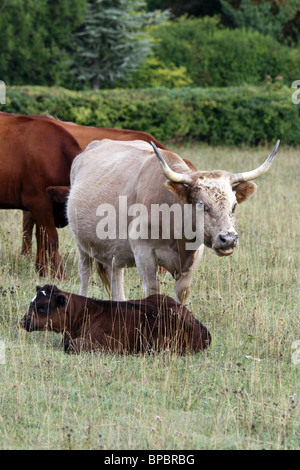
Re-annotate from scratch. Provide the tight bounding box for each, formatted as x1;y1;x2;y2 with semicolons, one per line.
150;141;193;184
230;140;280;185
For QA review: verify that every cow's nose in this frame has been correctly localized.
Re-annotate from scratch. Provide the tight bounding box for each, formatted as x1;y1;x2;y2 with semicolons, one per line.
19;315;32;331
218;233;238;247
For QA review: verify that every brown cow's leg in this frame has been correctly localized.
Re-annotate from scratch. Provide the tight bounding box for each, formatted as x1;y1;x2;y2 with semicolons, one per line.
35;225;47;277
21;211;34;257
34;224;66;279
28;202;67;280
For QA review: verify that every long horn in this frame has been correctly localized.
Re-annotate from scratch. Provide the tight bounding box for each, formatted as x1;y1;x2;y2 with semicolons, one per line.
230;140;280;185
150;141;193;184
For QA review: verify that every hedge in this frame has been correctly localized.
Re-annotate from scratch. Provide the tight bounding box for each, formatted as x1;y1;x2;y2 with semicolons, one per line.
2;84;300;146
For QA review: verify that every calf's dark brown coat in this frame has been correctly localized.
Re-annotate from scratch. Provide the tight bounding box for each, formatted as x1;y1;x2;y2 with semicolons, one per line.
20;285;211;354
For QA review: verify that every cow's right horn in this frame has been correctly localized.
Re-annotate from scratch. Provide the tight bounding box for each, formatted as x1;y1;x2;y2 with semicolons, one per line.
151;141;193;184
230;140;280;185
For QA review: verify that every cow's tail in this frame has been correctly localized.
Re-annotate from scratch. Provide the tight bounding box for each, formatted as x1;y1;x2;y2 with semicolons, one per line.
95;262;112;298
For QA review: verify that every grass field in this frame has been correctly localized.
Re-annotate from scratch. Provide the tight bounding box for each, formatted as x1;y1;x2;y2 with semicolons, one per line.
0;144;299;450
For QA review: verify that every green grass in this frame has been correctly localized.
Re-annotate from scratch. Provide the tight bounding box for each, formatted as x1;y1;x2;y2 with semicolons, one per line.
0;144;299;450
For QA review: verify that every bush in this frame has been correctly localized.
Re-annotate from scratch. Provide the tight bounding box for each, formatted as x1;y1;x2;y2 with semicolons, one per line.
3;84;300;145
145;16;300;87
124;57;193;89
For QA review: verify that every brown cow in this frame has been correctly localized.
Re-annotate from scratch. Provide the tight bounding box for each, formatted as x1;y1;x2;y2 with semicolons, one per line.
20;114;196;257
20;284;211;354
45;116;170;152
0;112;82;278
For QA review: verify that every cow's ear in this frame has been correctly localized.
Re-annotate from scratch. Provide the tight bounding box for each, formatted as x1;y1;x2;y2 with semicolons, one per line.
46;186;70;204
36;285;42;292
56;294;66;307
165;181;188;203
232;181;257;204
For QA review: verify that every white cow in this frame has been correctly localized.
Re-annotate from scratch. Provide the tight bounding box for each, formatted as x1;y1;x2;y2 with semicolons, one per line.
67;139;279;303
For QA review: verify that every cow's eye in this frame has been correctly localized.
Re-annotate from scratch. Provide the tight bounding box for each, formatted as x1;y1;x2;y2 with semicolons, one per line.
232;202;237;213
197;201;209;212
37;305;47;314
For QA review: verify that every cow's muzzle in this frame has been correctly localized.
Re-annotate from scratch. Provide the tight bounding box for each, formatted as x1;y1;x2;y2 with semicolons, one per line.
19;315;35;332
213;233;238;256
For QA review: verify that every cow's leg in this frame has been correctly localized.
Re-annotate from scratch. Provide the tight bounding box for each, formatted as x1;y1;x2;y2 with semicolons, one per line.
175;245;204;304
108;265;126;301
175;274;192;305
134;248;160;297
21;211;34;257
27;202;66;279
35;224;65;280
78;248;91;296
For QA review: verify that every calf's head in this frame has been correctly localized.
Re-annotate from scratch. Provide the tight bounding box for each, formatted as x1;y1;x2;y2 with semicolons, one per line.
20;285;68;333
151;140;279;256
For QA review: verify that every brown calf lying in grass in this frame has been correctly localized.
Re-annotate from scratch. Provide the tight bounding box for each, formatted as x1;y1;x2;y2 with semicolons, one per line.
20;285;211;354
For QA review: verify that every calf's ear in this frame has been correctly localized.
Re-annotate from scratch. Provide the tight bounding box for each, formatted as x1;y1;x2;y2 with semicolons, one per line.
36;285;42;292
232;181;257;204
56;294;66;307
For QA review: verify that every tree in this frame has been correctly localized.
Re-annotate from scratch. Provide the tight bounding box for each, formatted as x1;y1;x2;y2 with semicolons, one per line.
220;0;300;42
71;0;152;90
0;0;87;86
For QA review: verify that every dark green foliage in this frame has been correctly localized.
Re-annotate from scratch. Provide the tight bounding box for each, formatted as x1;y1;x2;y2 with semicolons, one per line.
146;0;222;17
0;0;87;87
220;0;299;42
1;1;299;90
145;0;164;11
146;16;300;87
4;84;299;146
